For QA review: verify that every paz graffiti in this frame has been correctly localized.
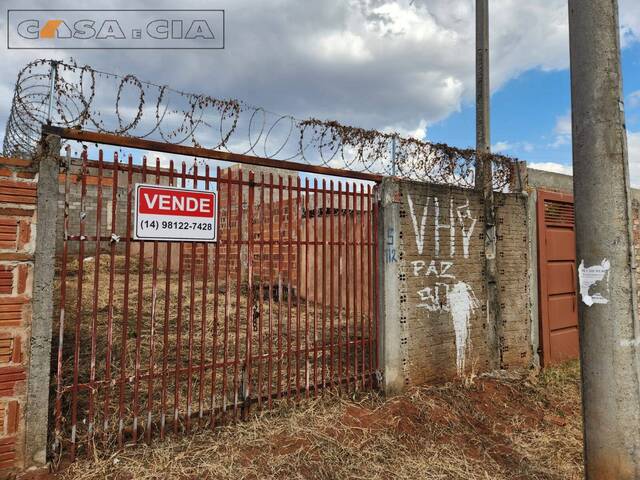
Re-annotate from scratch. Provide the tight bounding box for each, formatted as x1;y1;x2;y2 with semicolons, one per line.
407;194;479;375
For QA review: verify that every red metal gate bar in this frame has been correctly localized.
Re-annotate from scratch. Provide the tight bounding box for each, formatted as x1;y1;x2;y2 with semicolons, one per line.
321;179;327;389
245;170;255;416
295;177;302;400
160;159;175;439
42;126;384;183
146;158;161;444
54;145;71;450
233;168;243;419
103;151;119;434
367;185;374;377
210;166;222;427
287;175;294;399
197;165;210;426
359;182;366;389
337;181;343;391
86;149;103;450
329;180;335;388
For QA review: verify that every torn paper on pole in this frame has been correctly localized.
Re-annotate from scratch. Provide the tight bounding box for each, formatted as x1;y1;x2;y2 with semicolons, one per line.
578;259;610;306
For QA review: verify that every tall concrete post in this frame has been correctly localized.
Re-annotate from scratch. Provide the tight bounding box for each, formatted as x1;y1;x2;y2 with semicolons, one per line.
568;1;640;477
476;0;501;368
25;133;60;467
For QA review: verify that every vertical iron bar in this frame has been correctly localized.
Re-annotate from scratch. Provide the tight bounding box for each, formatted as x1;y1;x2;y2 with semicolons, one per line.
186;164;198;433
145;158;161;444
352;183;358;390
132;158;147;444
295;177;302;399
344;183;351;392
70;147;88;459
276;176;284;399
367;185;374;383
117;154;133;447
267;173;274;408
337;182;343;390
304;178;310;397
199;165;210;425
359;183;365;388
329;180;335;388
256;173;265;408
103;152;118;433
174;162;187;434
160;160;174;440
87;150;103;449
54;145;71;450
245;171;255;415
312;178;318;396
321;179;327;389
233;169;244;418
222;168;232;417
286;176;294;398
211;166;222;427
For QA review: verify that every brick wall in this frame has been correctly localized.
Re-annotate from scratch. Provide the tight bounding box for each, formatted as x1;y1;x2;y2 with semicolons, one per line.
0;157;36;472
390;180;530;385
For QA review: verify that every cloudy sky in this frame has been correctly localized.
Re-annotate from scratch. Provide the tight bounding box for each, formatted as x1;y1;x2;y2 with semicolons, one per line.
1;0;640;182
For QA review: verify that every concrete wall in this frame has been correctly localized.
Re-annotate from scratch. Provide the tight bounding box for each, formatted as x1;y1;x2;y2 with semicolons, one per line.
380;178;531;390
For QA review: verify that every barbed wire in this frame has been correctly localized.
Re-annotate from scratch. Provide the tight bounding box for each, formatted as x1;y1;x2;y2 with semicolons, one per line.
3;58;521;190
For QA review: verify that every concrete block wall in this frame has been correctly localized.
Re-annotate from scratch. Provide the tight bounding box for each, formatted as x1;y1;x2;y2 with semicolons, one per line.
495;192;531;368
380;178;531;390
0;157;37;472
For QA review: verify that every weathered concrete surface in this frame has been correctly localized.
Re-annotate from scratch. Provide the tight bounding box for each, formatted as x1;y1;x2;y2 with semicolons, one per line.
25;135;61;467
569;0;640;477
378;178;405;393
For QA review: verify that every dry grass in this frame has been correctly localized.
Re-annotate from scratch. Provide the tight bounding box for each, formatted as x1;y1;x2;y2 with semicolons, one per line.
53;254;374;453
55;361;583;480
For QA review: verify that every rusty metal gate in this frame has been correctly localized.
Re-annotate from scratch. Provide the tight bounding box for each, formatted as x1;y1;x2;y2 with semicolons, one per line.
51;129;380;459
536;189;578;366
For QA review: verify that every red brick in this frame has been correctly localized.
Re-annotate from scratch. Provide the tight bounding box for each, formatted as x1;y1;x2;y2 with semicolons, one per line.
0;366;26;396
6;401;18;435
16;265;27;295
17;221;31;251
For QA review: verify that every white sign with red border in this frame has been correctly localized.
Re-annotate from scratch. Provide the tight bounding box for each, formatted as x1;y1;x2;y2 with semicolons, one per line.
133;184;217;242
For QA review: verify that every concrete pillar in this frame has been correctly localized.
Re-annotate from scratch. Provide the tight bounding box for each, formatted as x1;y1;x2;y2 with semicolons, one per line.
525;188;541;369
25;134;60;467
378;178;405;393
569;1;640;477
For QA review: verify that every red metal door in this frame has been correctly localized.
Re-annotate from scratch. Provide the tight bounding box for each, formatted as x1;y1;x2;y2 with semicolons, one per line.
537;190;578;366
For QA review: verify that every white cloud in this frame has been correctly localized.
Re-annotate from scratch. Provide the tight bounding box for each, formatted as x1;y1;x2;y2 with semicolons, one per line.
529;131;640;187
528;162;573;175
627;131;640;187
382;119;428;140
628;90;640;109
550;111;572;147
492;141;512;153
1;0;640;157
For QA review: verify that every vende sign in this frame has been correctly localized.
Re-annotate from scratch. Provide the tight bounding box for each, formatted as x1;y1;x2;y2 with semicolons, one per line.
134;184;217;242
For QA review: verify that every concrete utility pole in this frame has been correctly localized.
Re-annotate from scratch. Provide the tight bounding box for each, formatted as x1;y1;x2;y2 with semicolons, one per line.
476;0;501;368
568;1;640;478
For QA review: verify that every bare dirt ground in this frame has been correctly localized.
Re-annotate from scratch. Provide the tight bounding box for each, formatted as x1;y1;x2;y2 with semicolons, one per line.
48;360;582;480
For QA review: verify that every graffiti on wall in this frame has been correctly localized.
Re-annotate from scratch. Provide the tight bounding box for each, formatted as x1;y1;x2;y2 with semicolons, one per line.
407;194;479;375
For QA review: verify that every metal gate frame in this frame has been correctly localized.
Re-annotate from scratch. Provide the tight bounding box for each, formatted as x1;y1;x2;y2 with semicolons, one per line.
44;126;382;459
